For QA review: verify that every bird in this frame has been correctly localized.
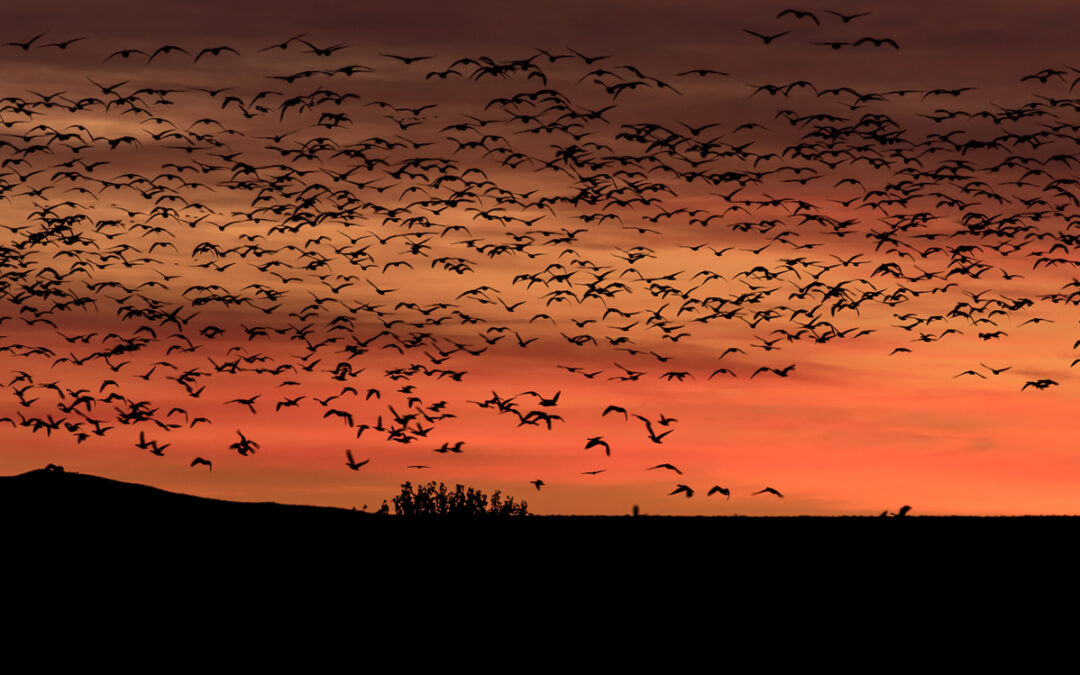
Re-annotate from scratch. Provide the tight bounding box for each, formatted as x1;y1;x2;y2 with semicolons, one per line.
226;396;260;414
567;47;611;64
825;10;870;22
381;53;435;64
39;36;87;50
669;484;694;498
854;37;900;50
777;9;819;25
299;40;348;57
3;32;47;50
147;45;190;62
602;405;629;419
648;463;682;475
751;365;796;379
584;436;611;456
752;487;784;498
258;34;306;51
229;431;258;456
105;48;146;61
743;29;790;44
194;46;239;62
707;485;731;499
675;69;729;77
345;450;369;470
529;479;545;490
190;457;212;471
953;370;986;379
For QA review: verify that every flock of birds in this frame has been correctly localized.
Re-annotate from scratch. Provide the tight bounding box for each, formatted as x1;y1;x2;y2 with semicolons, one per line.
1;8;1078;511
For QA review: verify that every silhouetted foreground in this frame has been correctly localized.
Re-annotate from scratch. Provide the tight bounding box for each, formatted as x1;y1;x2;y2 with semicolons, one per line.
4;468;1076;645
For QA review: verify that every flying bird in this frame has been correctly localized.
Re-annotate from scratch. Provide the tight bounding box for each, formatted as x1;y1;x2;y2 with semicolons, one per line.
825;10;870;22
602;405;628;419
147;45;190;62
229;431;258;456
345;450;369;470
669;484;694;498
752;487;784;498
648;463;682;475
584;436;611;456
3;32;47;50
381;53;435;64
777;9;819;25
854;37;899;49
743;29;791;44
194;46;240;62
258;34;306;51
39;36;87;50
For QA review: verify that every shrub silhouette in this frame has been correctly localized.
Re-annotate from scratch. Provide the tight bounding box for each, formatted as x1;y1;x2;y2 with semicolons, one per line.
381;481;529;517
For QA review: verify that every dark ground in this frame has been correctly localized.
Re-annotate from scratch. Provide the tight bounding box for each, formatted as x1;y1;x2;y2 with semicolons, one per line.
3;468;1074;652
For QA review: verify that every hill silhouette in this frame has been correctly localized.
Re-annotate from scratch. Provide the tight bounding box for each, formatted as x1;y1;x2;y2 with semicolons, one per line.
1;467;364;522
3;467;1078;646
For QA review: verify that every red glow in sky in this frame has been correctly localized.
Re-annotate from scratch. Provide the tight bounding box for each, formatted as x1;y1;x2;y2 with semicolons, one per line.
4;2;1080;515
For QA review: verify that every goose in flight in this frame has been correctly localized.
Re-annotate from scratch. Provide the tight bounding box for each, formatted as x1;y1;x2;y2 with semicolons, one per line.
669;484;694;498
648;463;682;475
752;487;784;498
345;449;369;470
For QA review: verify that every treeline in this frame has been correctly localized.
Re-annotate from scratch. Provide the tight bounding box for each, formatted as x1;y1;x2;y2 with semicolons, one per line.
381;481;529;517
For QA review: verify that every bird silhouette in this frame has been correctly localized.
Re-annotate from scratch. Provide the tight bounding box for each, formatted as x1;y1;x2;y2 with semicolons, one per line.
778;9;819;25
854;37;899;49
585;436;611;456
345;450;369;470
147;45;190;62
826;10;870;22
648;463;682;475
743;29;790;44
669;484;694;498
4;32;47;50
382;53;435;64
229;431;258;456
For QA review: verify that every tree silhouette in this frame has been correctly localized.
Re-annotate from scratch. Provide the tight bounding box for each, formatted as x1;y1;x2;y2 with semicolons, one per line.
381;481;529;517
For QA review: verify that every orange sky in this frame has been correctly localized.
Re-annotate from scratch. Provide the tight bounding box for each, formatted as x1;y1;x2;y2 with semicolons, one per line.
4;1;1080;515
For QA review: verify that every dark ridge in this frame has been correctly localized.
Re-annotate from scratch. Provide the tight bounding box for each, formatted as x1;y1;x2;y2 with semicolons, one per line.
1;467;361;520
3;468;1077;646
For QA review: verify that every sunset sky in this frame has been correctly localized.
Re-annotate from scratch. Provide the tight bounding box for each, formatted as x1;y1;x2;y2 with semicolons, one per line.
5;1;1080;515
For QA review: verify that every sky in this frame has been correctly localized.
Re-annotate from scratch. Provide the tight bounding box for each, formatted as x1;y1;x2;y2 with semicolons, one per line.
4;1;1080;515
